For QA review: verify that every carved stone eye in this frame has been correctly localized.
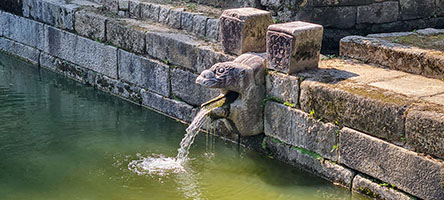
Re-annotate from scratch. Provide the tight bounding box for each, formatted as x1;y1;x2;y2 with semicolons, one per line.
217;67;225;74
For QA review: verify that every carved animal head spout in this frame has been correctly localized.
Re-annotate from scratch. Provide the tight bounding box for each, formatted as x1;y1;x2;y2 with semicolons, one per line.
196;53;266;136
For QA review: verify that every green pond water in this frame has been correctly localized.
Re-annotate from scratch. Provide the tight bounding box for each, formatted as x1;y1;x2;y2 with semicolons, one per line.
0;52;369;200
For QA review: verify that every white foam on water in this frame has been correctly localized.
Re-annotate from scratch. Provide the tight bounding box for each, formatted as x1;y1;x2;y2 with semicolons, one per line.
128;154;185;177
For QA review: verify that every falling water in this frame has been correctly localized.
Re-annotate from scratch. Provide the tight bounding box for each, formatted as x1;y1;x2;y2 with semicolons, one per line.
128;96;226;177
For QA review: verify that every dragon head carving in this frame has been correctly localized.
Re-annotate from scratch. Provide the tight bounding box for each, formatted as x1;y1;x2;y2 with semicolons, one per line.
196;53;266;136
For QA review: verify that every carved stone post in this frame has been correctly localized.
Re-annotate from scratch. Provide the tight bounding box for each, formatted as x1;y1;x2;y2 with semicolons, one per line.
220;8;273;55
266;21;323;74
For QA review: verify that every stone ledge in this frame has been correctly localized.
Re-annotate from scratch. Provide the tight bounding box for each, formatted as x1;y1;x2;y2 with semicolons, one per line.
0;37;40;65
340;35;444;80
266;71;300;106
264;137;354;188
75;10;108;41
339;127;444;200
1;11;45;50
352;174;413;200
264;102;338;161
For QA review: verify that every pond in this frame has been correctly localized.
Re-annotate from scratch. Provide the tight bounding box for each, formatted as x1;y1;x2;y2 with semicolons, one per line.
0;52;368;200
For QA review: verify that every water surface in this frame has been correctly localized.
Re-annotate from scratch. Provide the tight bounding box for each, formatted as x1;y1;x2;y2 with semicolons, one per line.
0;52;368;200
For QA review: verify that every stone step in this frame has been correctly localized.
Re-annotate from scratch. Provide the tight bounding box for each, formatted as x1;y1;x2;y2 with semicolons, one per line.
266;56;444;160
340;28;444;80
102;0;223;42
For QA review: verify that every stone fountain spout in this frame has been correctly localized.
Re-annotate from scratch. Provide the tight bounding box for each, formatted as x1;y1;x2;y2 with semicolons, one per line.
196;52;266;136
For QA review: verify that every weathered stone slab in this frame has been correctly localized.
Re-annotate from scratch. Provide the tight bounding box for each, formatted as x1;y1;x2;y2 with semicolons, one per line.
192;14;207;37
39;52;88;83
150;32;200;71
74;10;107;41
118;50;170;97
267;21;323;74
312;0;372;6
141;89;196;123
168;8;183;29
265;137;354;187
400;0;435;20
147;3;160;21
220;8;273;55
170;67;219;106
300;81;408;142
406;108;444;159
106;19;146;54
422;93;444;106
352;175;411;200
297;6;356;29
103;0;118;12
44;26;118;79
139;2;151;19
206;18;219;41
369;75;444;99
23;0;80;30
196;46;235;73
158;4;170;24
1;12;45;50
339;127;444;200
357;1;399;24
129;0;141;18
118;0;129;10
264;102;339;161
0;37;40;65
340;36;444;80
266;71;299;105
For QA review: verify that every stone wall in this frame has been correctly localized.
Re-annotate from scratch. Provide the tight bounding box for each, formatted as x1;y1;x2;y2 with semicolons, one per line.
0;2;443;200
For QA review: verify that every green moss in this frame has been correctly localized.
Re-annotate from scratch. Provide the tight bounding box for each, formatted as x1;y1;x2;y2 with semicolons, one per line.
383;34;444;53
269;137;283;144
340;85;409;105
283;101;295;108
261;137;267;150
262;94;283;107
290;146;322;160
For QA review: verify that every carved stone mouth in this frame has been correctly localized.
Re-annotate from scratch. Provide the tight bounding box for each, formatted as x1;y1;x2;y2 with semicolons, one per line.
195;76;219;88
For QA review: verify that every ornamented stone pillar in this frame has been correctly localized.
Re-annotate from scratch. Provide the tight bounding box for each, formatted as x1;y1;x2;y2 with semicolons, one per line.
220;8;273;55
266;21;323;74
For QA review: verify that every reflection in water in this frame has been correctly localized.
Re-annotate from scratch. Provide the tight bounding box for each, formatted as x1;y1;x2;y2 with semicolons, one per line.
0;52;369;200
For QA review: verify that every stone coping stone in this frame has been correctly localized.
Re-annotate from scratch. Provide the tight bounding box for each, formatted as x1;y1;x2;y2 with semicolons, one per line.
74;10;108;41
352;174;412;200
170;67;219;107
340;35;444;80
23;0;81;31
0;37;40;65
264;102;339;161
406;105;444;160
44;25;118;79
264;137;355;188
339;127;444;200
107;19;146;54
118;49;170;97
1;11;45;50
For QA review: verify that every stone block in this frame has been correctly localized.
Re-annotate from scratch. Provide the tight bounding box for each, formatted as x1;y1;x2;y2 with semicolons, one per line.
266;21;323;74
300;81;408;142
264;102;339;161
118;50;170;97
103;0;118;12
220;8;273;55
106;19;146;54
357;1;399;24
150;32;200;71
266;71;299;105
141;89;196;123
406;109;444;159
312;0;373;6
44;26;118;79
206;18;219;41
400;0;435;20
74;10;107;41
265;137;354;187
171;67;219;106
158;4;170;23
340;36;444;80
129;0;141;18
181;11;194;33
339;127;444;200
39;53;88;83
192;14;208;37
168;8;184;29
352;175;411;200
0;11;3;36
147;3;160;21
297;6;356;29
0;37;40;65
139;2;151;19
118;0;129;10
196;46;235;73
2;12;45;50
23;0;79;30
